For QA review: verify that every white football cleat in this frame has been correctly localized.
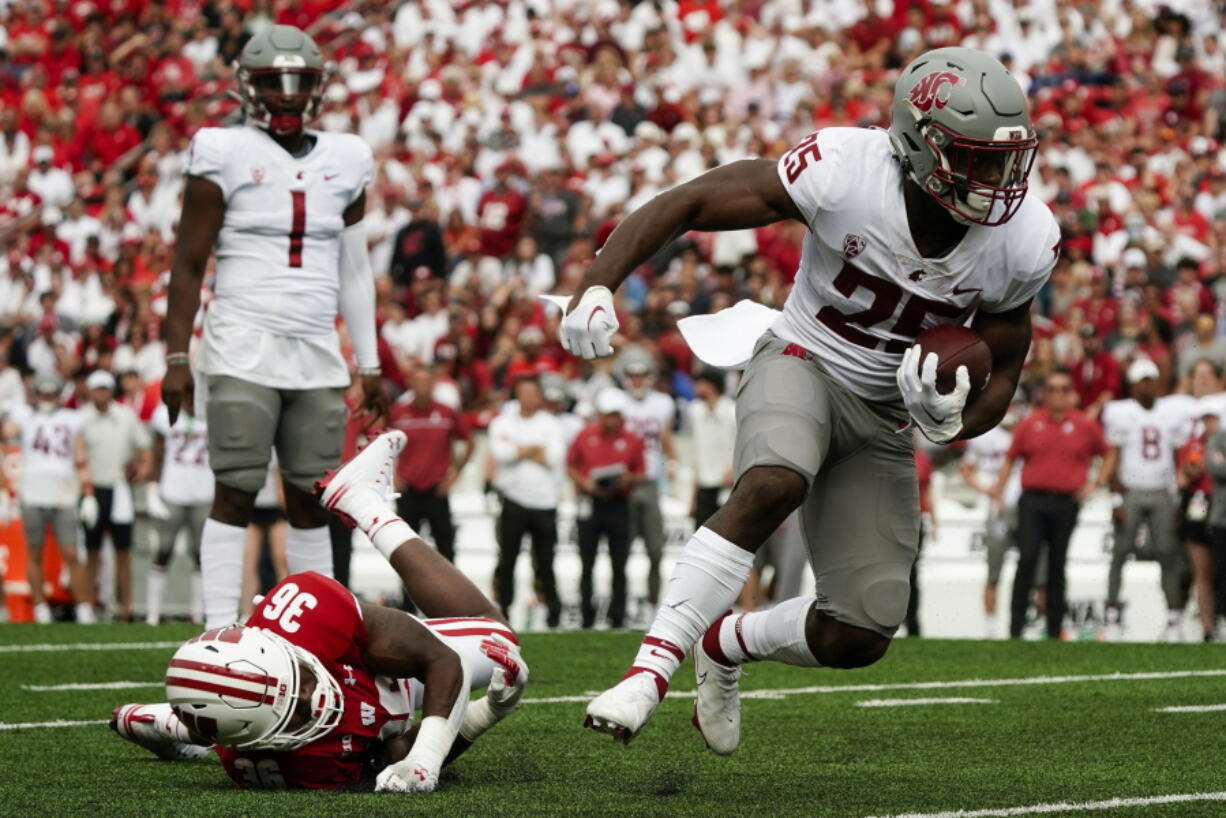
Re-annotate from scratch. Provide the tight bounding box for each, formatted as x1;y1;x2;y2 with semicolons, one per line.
692;640;742;755
110;703;210;761
1162;624;1184;643
584;672;662;744
1102;622;1123;642
316;430;407;528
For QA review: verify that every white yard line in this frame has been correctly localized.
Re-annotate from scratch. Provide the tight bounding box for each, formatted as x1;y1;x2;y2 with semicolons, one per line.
0;719;109;731
1155;703;1226;713
0;641;181;654
867;790;1226;818
522;668;1226;704
856;697;994;708
21;681;164;692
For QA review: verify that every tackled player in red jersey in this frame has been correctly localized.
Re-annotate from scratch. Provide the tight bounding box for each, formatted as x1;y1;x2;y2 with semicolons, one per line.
111;431;526;794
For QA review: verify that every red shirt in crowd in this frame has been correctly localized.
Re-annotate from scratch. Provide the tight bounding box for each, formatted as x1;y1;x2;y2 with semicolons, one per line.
476;187;527;258
1071;351;1122;411
1008;408;1107;494
389;400;471;491
567;422;645;499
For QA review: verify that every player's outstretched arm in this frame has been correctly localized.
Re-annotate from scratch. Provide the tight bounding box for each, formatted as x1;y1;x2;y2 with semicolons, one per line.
361;603;470;793
164;176;224;424
962;302;1031;439
558;159;803;359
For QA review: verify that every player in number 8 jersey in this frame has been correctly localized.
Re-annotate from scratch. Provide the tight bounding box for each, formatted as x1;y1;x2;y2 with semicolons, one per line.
161;25;389;630
111;431;527;793
554;47;1061;752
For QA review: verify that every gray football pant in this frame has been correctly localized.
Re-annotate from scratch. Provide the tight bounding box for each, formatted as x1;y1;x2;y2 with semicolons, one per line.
1107;489;1182;609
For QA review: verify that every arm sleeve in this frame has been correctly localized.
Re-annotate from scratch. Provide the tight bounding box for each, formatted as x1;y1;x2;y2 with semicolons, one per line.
337;221;379;369
184;129;230;200
775;128;853;226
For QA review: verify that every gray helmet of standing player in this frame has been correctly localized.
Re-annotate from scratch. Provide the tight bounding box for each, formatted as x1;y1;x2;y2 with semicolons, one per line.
235;25;327;138
888;47;1037;227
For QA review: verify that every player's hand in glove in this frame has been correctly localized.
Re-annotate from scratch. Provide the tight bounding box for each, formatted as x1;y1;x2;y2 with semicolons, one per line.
480;634;528;714
79;493;99;529
146;484;170;521
375;758;438;794
896;344;969;444
541;286;619;360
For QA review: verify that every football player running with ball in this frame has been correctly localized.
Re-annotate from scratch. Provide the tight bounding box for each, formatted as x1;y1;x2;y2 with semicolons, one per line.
111;431;528;793
560;47;1061;752
161;25;387;629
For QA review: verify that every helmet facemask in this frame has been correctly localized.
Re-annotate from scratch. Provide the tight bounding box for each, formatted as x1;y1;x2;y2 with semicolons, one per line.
237;63;326;138
267;642;345;751
918;119;1036;227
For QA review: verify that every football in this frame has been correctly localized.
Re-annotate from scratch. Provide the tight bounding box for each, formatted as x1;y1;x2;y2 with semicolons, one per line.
914;324;993;397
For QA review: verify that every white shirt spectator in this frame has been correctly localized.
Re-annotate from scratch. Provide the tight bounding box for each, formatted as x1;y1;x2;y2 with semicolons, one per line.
503;253;555;297
488;407;566;509
0;129;30;187
27;164;74;208
80;398;151;488
56;211;103;265
688;394;736;489
114;339;167;384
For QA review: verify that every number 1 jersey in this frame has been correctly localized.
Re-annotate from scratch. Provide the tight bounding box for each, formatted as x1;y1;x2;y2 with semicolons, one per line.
772;127;1060;402
186;126;373;390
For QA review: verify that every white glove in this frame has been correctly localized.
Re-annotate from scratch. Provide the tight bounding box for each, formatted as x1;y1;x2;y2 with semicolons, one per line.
542;286;619;360
146;484;170;521
460;635;529;741
896;345;970;445
375;758;438;794
79;493;99;529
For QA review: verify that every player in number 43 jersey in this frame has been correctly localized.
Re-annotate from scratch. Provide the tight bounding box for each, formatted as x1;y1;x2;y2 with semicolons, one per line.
161;25;389;630
552;47;1061;752
111;431;527;793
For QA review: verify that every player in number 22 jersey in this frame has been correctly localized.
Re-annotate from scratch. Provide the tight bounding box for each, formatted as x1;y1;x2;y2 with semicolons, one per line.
111;431;527;794
551;47;1061;753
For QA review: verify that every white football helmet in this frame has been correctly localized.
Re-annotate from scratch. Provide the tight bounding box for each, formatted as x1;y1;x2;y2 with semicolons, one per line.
164;626;344;751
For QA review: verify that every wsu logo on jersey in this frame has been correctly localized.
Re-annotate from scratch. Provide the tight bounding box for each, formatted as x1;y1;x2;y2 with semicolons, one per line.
842;233;866;259
250;167;265;184
908;71;964;113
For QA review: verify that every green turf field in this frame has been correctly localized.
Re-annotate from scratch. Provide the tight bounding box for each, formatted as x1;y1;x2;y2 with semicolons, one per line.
1;625;1225;817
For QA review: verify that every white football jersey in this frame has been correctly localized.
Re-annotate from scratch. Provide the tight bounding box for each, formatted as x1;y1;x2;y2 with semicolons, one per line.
9;403;83;507
773;128;1061;402
151;404;213;507
186;125;373;389
1102;397;1190;491
621;391;676;480
962;425;1021;509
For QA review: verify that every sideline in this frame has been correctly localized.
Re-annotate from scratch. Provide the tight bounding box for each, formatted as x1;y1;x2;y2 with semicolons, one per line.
867;790;1226;818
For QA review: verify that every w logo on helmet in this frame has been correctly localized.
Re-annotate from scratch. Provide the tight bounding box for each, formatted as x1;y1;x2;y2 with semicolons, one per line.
908;71;964;113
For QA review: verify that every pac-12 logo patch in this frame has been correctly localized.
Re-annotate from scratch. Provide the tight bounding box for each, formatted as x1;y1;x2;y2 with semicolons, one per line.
843;233;866;258
250;167;265;183
908;70;964;113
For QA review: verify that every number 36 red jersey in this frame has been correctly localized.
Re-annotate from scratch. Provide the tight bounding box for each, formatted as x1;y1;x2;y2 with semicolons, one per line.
772;127;1060;402
215;572;514;790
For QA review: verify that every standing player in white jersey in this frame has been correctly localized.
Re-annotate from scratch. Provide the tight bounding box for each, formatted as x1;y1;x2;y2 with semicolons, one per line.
1099;359;1190;641
146;403;213;625
556;47;1061;751
161;26;386;629
617;352;677;614
2;375;94;623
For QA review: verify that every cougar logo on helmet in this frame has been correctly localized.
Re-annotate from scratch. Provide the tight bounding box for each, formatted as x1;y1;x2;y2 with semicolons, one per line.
908;71;964;113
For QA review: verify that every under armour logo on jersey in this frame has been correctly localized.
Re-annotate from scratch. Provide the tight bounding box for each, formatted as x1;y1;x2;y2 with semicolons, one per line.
361;702;376;726
843;233;866;259
341;664;357;687
908;70;964;113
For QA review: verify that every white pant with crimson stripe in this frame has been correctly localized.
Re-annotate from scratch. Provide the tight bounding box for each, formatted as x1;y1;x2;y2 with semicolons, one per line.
403;616;518;709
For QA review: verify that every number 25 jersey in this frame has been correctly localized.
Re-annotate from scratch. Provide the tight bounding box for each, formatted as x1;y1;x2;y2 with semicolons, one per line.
186;126;373;390
772;127;1060;402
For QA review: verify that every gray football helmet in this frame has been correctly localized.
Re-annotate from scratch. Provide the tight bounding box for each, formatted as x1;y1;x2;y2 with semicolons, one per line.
235;25;327;137
888;47;1037;227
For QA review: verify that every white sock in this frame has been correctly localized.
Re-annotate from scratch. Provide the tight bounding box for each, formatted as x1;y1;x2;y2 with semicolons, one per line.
75;602;96;624
629;527;754;694
712;595;821;667
189;572;203;624
33;602;51;624
984;613;998;639
1168;609;1182;627
336;490;415;560
200;518;245;629
146;568;167;625
286;525;333;577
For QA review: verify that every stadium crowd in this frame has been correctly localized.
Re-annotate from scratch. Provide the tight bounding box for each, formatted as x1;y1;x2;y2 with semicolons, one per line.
0;0;1223;637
